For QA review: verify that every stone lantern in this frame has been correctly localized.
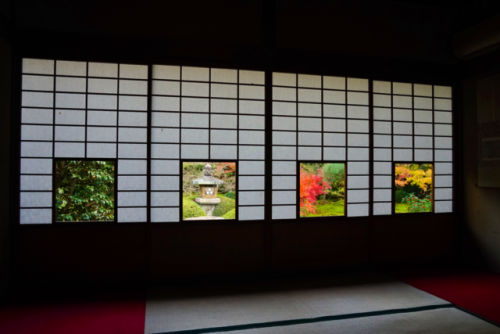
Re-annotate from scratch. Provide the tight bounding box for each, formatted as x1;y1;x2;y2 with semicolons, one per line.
193;164;224;217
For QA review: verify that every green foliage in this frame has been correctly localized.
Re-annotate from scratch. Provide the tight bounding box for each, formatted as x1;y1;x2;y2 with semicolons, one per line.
395;189;409;203
213;196;236;217
182;162;236;196
398;193;432;213
301;199;345;217
223;191;236;200
182;198;205;219
222;209;236;219
55;160;115;222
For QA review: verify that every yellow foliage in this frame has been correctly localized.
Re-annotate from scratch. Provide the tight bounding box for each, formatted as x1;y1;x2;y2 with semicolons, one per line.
406;168;432;192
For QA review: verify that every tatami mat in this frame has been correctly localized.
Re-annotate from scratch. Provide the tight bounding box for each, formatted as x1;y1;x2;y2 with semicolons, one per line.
210;308;500;334
145;273;449;334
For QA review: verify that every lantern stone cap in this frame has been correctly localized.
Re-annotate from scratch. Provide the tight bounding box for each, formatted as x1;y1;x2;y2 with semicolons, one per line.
195;198;221;204
193;164;224;185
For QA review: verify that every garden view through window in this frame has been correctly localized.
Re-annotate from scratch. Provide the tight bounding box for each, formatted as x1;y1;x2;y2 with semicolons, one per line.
55;160;115;222
182;162;236;220
394;163;433;213
299;163;346;217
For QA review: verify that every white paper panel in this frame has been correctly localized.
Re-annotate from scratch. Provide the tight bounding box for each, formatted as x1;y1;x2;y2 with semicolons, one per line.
435;188;453;200
348;176;369;189
22;92;53;108
393;122;412;135
324;118;346;132
374;175;392;188
211;99;237;114
273;116;296;131
393;82;412;95
181;129;208;143
54;126;85;141
273;146;295;160
413;110;432;123
272;191;296;205
153;65;180;80
89;62;118;78
212;114;237;129
347;204;369;217
152;208;179;223
88;110;117;126
273;176;296;190
239;206;264;220
23;75;54;91
374;189;391;202
118;160;147;174
118;128;147;143
151;176;179;190
298;88;321;103
348;120;369;133
348;106;369;119
211;145;237;159
152;97;180;111
415;149;433;161
348;162;368;174
272;161;296;175
347;92;369;105
151;160;179;175
298;74;321;88
240;115;265;130
119;80;147;95
434;86;452;98
56;60;86;76
151;192;179;207
414;84;432;97
87;78;117;94
20;209;52;224
433;111;451;123
239;191;265;205
374;203;392;215
182;97;209;112
323;147;346;160
272;206;296;219
22;108;53;124
435;137;452;149
119;96;148;111
348;148;369;161
22;125;53;141
434;98;452;111
435;175;453;187
298;103;321;117
181;144;208;159
23;58;54;75
87;94;116;110
374;162;391;174
434;201;453;213
435;124;452;136
153;81;180;96
54;142;85;157
298;132;321;146
118;176;147;190
182;113;209;128
211;68;237;83
21;158;52;174
56;93;86;109
374;135;391;147
298;147;321;160
324;133;346;146
273;87;296;101
373;94;391;107
414;123;433;135
323;90;345;104
273;72;296;86
393;109;412;122
274;131;297;145
435;163;453;174
374;148;391;161
182;82;209;97
393;135;412;148
393;149;412;161
414;97;432;109
20;192;52;208
20;175;52;190
323;104;346;118
435;149;453;161
120;64;148;79
273;102;296;116
239;130;265;145
240;85;265;100
152;112;179;127
373;81;391;94
152;128;180;143
119;144;147;158
239;161;265;175
348;134;369;147
118;192;147;207
347;78;369;91
240;100;265;115
348;190;369;203
240;70;265;85
118;208;147;223
323;76;345;90
239;176;265;190
87;143;116;158
374;121;391;134
415;136;433;148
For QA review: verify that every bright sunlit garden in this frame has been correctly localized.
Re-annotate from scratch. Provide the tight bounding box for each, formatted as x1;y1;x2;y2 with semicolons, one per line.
300;163;345;217
394;163;433;214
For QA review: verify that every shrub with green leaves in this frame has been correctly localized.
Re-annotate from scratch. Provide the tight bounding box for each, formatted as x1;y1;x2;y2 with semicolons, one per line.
182;198;206;219
223;191;236;200
55;160;115;222
222;209;235;219
395;189;409;203
401;193;432;213
213;195;236;217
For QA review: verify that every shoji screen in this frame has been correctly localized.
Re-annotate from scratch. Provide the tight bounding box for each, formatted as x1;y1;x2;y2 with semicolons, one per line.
271;73;370;219
20;58;148;224
372;82;453;214
150;65;266;222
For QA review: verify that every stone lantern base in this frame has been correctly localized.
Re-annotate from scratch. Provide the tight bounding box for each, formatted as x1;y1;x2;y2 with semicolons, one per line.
195;197;221;217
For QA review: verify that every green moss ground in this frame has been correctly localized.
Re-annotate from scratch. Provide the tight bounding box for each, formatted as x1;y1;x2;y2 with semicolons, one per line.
395;203;409;213
301;200;345;217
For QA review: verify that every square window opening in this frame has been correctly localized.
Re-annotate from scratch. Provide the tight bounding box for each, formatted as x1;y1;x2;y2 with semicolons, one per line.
299;162;346;218
394;163;433;214
182;161;237;220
